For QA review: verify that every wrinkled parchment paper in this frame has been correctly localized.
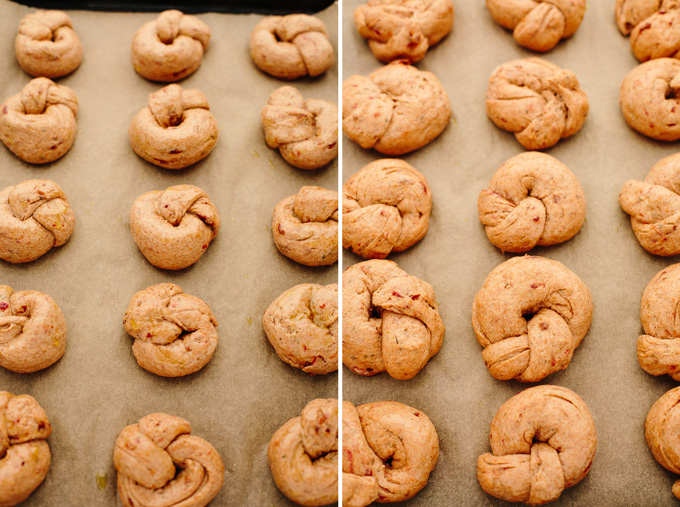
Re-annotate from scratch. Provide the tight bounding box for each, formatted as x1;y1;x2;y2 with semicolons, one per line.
0;2;337;505
343;1;680;505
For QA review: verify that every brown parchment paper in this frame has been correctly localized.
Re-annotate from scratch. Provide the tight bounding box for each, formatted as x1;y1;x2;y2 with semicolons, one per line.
342;1;680;505
0;2;337;505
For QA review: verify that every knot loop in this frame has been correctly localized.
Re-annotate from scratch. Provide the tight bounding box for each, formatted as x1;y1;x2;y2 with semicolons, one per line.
250;14;334;79
261;86;338;170
123;283;218;377
132;10;210;82
114;412;224;507
130;184;220;270
354;0;454;63
621;58;680;141
129;84;217;169
263;283;338;375
15;10;82;78
343;159;431;259
472;256;592;382
272;186;338;266
343;60;451;155
478;152;586;253
0;78;78;164
0;179;75;264
342;400;439;506
268;399;338;506
0;392;51;507
342;260;444;380
486;58;588;150
0;285;66;373
487;0;585;52
477;385;597;505
636;264;680;380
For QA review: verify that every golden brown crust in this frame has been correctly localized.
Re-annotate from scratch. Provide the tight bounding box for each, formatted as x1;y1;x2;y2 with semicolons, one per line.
486;58;588;150
616;0;680;61
129;184;220;270
477;385;596;505
123;283;218;377
637;264;680;380
472;256;593;382
113;412;224;507
0;78;77;164
479;152;586;253
343;159;431;259
262;283;338;375
343;400;439;505
131;10;210;82
343;60;451;155
0;179;75;264
0;286;66;373
354;0;454;63
129;84;218;170
645;386;680;499
268;399;338;506
620;58;680;141
0;392;51;507
272;186;338;266
250;15;334;80
343;260;444;380
487;0;585;52
262;86;338;170
620;154;680;255
15;10;82;78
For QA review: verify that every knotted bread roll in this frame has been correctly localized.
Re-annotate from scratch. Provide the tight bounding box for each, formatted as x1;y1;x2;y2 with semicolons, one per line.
123;283;218;377
129;184;220;270
15;10;83;78
620;58;680;141
646;386;680;499
486;58;588;150
479;152;586;253
342;400;439;507
114;412;224;507
131;10;210;82
354;0;454;63
129;84;218;170
272;186;338;266
487;0;585;52
473;256;592;382
0;77;77;164
620;153;680;255
0;286;66;373
343;159;431;259
268;399;338;507
343;60;451;155
250;14;334;79
636;263;680;380
0;179;75;264
343;260;444;380
263;283;338;375
261;86;338;170
616;0;680;61
478;385;596;505
0;392;52;507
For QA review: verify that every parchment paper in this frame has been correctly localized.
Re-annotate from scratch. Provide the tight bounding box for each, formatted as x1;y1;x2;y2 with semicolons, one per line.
0;2;337;505
342;1;680;505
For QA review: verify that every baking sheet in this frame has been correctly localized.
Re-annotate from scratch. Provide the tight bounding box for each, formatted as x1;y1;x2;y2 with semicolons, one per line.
342;1;680;505
0;2;337;505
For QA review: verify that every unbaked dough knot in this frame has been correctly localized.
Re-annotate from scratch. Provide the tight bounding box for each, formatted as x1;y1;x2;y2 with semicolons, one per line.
114;413;224;507
20;77;77;116
617;0;680;61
